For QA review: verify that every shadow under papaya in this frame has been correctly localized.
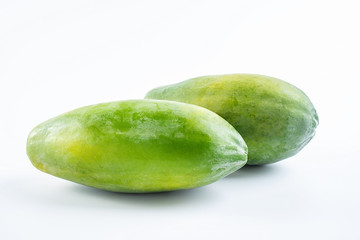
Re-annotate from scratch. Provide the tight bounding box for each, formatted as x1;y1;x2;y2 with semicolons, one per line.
68;182;217;208
226;164;279;179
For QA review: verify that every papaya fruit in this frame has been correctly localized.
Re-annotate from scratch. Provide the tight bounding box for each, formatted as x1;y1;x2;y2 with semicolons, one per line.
145;74;319;165
26;99;247;192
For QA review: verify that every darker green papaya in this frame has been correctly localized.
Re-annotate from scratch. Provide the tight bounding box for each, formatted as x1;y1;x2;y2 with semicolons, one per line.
145;74;318;165
26;99;247;192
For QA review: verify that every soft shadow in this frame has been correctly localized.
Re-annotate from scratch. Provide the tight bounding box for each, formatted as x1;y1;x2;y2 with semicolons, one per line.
64;183;216;208
226;164;279;179
2;177;216;209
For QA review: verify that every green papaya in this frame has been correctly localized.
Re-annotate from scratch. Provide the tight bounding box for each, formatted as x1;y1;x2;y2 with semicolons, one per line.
145;74;318;165
26;99;247;192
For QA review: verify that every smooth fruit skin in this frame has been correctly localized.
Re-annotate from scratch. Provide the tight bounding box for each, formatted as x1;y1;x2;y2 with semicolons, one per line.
26;99;247;192
145;74;319;165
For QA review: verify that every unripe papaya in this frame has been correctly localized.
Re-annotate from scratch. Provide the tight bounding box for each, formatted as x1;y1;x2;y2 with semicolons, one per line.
26;99;247;192
145;74;318;165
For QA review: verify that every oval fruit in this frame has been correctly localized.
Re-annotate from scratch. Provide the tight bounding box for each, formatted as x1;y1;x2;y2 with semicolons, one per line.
26;99;247;192
145;74;319;165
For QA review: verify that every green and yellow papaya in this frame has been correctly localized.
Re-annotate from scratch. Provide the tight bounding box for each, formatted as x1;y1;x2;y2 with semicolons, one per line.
26;99;247;192
145;74;318;165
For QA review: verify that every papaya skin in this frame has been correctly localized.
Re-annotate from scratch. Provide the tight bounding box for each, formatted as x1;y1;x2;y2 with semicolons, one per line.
26;99;247;192
145;74;319;165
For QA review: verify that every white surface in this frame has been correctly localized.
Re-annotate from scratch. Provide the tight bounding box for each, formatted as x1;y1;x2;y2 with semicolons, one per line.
1;0;359;239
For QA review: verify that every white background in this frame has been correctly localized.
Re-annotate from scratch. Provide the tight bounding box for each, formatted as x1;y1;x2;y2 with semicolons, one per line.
1;0;359;239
